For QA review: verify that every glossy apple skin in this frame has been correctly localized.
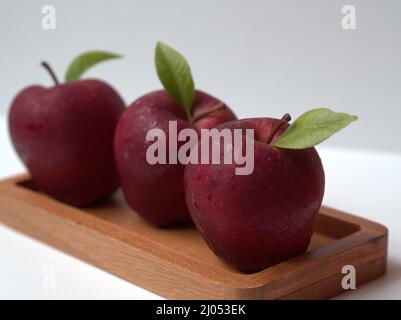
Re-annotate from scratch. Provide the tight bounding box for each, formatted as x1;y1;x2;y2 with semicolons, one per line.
9;79;125;206
114;90;236;226
184;118;325;273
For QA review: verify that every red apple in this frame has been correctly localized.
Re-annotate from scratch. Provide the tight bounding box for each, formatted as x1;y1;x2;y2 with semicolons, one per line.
114;89;236;226
9;58;125;206
184;116;325;273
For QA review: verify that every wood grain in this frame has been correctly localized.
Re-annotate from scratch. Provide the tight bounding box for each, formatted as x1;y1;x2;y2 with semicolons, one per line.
0;174;388;299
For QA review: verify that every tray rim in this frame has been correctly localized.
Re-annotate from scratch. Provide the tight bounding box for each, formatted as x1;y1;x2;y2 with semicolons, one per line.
0;174;388;297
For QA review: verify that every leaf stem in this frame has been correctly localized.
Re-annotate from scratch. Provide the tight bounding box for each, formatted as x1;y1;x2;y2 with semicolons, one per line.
186;110;193;122
41;61;60;85
191;102;226;123
266;113;291;144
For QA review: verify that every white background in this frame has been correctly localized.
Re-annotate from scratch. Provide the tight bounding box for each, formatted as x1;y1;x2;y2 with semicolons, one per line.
0;0;400;299
1;0;401;152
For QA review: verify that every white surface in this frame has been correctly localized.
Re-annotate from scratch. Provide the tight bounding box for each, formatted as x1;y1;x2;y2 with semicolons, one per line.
0;116;400;299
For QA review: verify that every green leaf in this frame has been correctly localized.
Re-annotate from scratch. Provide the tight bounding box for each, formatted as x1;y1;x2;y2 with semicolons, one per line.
65;51;122;82
273;108;358;149
155;41;195;121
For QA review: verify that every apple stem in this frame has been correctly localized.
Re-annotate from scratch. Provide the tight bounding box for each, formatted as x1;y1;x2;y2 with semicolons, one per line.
41;61;60;85
191;102;226;123
266;113;292;144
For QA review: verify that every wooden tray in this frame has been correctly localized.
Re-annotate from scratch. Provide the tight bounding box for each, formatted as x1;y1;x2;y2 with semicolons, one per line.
0;174;387;299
